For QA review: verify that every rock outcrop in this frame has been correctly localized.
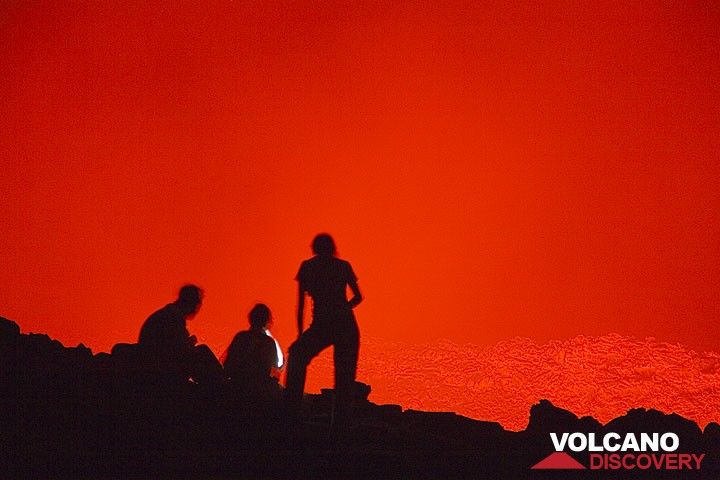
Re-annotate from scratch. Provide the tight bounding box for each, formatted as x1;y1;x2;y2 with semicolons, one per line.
0;317;716;478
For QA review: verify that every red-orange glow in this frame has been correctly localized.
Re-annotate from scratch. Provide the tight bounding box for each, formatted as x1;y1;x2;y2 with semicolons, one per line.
1;3;719;425
309;334;720;431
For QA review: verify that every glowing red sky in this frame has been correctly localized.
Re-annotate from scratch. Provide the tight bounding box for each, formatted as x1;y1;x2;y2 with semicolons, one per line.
2;2;719;367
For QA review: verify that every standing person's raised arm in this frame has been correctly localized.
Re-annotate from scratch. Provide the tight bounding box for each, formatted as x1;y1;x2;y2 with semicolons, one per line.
348;280;362;308
346;261;362;309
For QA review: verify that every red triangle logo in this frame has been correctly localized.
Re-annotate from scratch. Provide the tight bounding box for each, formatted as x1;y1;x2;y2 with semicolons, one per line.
531;452;586;469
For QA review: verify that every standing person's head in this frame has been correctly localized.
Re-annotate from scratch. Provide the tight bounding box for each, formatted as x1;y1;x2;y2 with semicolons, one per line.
312;233;336;257
249;303;272;330
176;284;204;317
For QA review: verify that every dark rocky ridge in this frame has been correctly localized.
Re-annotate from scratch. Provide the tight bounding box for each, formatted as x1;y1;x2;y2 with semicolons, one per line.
1;316;718;478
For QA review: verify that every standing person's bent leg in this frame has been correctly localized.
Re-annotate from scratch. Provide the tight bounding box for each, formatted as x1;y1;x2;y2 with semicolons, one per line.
285;326;331;413
333;314;360;418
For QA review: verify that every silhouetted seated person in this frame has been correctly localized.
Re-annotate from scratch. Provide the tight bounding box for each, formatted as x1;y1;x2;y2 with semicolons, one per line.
137;284;223;385
223;303;283;400
285;233;363;420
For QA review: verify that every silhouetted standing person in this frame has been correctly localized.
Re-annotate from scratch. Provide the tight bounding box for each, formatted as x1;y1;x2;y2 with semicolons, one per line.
223;303;283;399
138;284;223;384
285;234;363;418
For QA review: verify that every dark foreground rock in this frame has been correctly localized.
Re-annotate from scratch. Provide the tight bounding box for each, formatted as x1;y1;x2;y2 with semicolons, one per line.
0;316;717;479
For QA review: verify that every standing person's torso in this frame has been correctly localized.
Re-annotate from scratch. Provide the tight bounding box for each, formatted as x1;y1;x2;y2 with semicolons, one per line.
297;256;356;313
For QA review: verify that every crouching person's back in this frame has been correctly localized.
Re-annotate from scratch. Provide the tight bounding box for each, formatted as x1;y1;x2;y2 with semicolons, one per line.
138;284;223;386
223;304;283;402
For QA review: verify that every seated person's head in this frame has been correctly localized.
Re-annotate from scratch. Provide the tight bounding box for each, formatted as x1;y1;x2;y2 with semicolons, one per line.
249;303;271;330
177;284;204;316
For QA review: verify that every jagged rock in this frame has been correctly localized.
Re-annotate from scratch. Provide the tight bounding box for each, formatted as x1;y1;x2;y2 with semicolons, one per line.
403;409;505;449
110;342;144;370
364;403;403;424
0;317;20;373
526;399;601;434
1;318;715;479
704;421;720;437
601;407;705;457
0;316;20;340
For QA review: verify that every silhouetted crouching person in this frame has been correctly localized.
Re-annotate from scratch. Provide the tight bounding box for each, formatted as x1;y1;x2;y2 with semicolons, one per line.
223;303;283;401
138;284;223;385
285;234;363;420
